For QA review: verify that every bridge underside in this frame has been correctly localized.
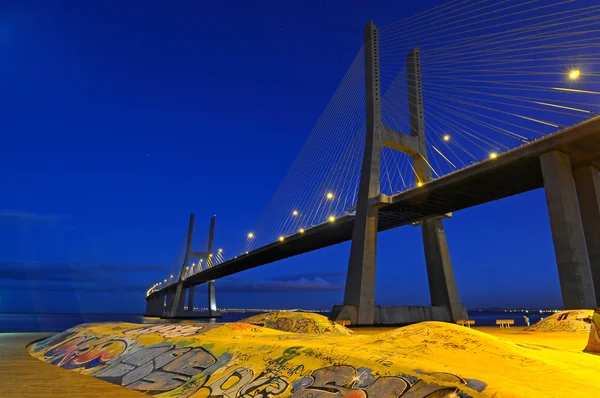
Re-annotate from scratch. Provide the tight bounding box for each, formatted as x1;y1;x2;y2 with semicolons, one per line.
149;117;600;297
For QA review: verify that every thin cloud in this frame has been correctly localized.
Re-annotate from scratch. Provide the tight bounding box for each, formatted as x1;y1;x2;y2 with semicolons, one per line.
0;279;151;293
0;210;72;226
0;260;164;283
218;277;343;293
267;271;346;281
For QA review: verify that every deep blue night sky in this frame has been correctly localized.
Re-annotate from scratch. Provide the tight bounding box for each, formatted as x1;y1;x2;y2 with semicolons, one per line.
1;0;562;314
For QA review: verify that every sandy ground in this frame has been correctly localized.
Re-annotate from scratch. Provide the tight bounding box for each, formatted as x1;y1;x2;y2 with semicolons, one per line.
0;333;146;398
352;325;590;351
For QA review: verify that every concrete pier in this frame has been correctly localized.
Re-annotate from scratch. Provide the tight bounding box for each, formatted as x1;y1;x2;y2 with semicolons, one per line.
166;288;175;313
422;218;467;321
187;287;195;311
540;150;596;309
144;293;164;317
208;281;217;315
573;165;600;306
338;21;381;325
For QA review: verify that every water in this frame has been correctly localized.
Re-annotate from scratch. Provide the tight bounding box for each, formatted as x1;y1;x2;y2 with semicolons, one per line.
0;312;253;333
0;310;555;333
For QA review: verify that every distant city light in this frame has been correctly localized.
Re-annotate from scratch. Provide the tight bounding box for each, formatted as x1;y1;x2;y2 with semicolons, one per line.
569;69;580;80
299;228;305;233
292;210;299;216
490;152;498;159
279;236;285;242
443;134;450;141
326;192;334;199
248;232;254;238
328;216;335;222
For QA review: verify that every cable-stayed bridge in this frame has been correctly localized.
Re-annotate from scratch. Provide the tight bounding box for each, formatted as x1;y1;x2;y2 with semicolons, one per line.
146;0;600;325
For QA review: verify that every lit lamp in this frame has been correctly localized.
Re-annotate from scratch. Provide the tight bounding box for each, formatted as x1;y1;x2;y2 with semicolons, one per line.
569;69;580;80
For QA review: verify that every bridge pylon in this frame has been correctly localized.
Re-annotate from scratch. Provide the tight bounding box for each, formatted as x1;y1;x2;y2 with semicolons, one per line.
147;213;221;319
331;21;466;325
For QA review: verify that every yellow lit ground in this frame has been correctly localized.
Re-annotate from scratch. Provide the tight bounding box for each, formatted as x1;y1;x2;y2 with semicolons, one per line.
354;325;588;350
27;311;600;398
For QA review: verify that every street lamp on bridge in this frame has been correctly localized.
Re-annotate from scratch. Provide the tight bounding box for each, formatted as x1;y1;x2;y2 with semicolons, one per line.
569;69;580;80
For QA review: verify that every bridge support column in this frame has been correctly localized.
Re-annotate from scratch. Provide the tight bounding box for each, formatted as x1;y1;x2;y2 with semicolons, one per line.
150;295;160;315
169;214;195;317
187;287;195;311
166;288;175;312
145;296;157;316
405;47;466;323
208;280;217;315
422;219;466;321
157;293;165;314
334;21;382;326
541;150;596;309
574;165;600;306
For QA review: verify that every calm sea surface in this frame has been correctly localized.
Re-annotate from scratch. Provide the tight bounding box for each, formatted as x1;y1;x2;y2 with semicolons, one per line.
0;310;553;333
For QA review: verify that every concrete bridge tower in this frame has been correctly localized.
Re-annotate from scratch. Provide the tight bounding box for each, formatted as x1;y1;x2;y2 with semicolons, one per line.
332;21;467;325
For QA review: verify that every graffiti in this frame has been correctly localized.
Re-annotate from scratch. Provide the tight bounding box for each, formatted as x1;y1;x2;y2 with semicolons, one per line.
272;346;303;366
202;367;288;397
243;312;353;336
527;309;593;332
43;334;127;370
124;324;206;338
29;331;78;354
95;344;217;393
28;314;491;397
290;366;469;398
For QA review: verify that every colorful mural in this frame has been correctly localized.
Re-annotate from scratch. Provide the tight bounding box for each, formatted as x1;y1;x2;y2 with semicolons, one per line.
28;314;485;397
27;312;600;397
584;308;600;354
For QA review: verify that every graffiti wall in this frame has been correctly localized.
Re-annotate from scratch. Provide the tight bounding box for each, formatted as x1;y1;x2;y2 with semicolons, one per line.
242;311;353;336
28;314;486;397
526;309;593;333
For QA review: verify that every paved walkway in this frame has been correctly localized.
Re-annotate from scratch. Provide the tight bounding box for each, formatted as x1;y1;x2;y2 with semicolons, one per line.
0;333;145;398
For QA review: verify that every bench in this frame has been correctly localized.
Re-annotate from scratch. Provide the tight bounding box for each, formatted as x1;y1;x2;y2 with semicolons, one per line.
456;319;475;328
335;319;351;327
496;319;515;328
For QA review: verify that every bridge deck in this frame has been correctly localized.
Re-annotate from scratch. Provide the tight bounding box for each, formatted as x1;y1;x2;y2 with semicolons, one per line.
150;117;600;296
